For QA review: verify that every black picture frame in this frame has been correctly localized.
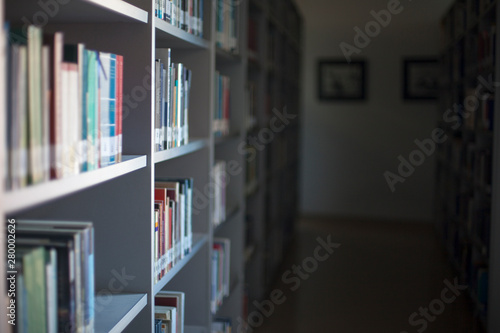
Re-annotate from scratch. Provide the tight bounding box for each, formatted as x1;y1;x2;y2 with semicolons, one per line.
403;58;439;100
317;59;367;101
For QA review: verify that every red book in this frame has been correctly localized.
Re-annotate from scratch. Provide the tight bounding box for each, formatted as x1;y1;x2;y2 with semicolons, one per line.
168;200;174;269
155;200;165;280
116;55;123;163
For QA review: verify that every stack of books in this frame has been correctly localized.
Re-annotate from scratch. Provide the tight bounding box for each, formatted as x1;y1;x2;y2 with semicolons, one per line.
213;72;230;137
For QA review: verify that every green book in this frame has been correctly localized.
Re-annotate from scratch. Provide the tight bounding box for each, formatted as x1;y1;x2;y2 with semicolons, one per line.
86;50;98;171
23;246;47;333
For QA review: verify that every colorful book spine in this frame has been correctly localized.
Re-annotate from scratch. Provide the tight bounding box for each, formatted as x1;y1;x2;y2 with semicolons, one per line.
154;49;191;151
5;25;124;190
156;0;203;37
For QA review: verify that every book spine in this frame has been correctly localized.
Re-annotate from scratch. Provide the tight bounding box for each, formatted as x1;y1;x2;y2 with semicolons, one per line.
109;54;117;165
160;62;165;151
172;0;177;27
188;0;193;34
116;55;123;163
173;66;178;147
192;0;198;36
197;0;204;38
98;53;111;168
79;44;88;173
27;26;44;185
177;63;183;147
180;0;186;31
86;50;96;171
164;49;171;150
184;68;190;144
51;33;63;179
69;63;80;176
41;46;50;183
155;60;161;152
166;0;172;23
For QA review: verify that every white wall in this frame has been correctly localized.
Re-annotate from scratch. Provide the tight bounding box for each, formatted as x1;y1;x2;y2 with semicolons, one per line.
296;0;453;222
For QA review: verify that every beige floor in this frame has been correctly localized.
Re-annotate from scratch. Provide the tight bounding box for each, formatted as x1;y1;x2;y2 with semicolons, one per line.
252;217;483;333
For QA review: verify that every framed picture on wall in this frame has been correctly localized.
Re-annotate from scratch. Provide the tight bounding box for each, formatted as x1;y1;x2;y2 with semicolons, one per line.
317;59;367;101
403;58;439;100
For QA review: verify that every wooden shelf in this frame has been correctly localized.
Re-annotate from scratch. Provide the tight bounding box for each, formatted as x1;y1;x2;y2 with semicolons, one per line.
4;155;147;215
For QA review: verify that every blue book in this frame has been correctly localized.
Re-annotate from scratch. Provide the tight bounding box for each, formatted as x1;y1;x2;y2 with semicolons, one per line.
109;54;117;165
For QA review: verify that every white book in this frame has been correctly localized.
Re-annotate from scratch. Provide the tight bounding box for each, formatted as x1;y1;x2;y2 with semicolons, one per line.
41;46;50;182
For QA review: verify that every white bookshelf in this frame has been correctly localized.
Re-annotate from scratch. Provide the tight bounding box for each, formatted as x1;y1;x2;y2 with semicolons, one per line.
1;0;302;331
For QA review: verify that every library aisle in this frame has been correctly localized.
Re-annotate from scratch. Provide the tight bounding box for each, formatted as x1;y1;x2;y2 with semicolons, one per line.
254;217;480;333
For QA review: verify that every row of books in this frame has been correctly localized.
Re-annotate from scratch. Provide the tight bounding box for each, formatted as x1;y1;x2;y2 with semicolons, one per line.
441;199;489;315
446;139;492;189
467;0;497;24
212;317;232;333
213;72;230;137
454;191;491;247
216;0;239;53
154;291;185;333
211;238;231;314
154;178;194;283
6;25;123;190
212;161;227;227
155;0;204;37
477;24;496;70
443;0;496;42
13;220;94;333
464;88;494;131
155;49;192;151
463;24;497;75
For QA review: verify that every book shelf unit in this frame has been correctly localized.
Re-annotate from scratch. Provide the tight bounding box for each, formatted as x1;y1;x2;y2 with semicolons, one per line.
243;0;302;312
436;0;500;331
0;0;302;332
